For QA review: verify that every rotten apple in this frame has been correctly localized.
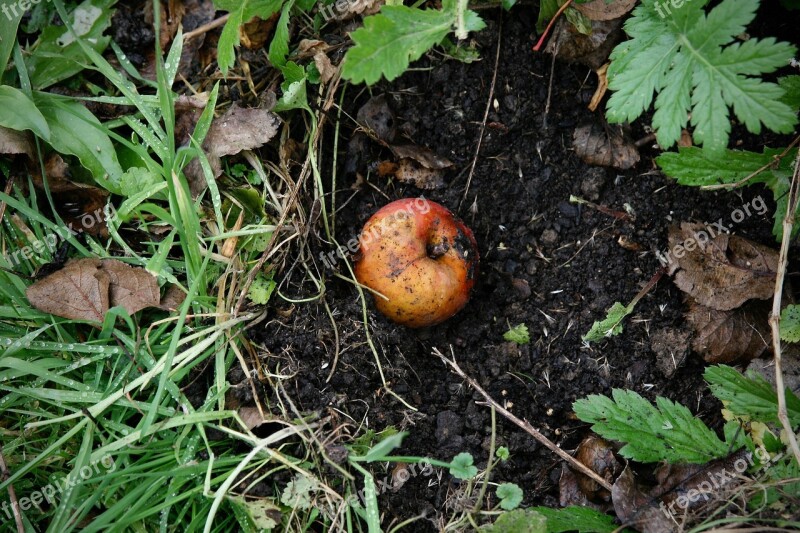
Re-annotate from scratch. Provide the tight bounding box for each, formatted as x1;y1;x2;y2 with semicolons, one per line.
354;198;478;328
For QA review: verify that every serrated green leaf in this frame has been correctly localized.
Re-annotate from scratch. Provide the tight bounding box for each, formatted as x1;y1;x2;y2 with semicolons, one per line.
27;0;115;90
528;505;620;533
657;146;797;240
705;365;800;426
274;61;309;112
781;305;800;343
0;86;50;139
449;452;477;480
496;483;523;511
606;0;797;154
503;324;530;345
778;76;800;109
341;1;484;85
582;301;632;343
573;389;728;463
280;474;317;510
214;0;284;74
268;0;294;69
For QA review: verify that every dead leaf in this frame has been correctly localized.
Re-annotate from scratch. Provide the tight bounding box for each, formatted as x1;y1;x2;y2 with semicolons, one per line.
678;129;693;148
157;284;187;311
559;464;605;510
575;0;637;21
238;406;269;430
388;144;452;170
574;435;621;502
26;258;160;323
376;159;446;189
573;122;640;169
241;13;279;49
588;63;608;112
0;126;33;158
356;94;396;143
186;105;280;196
324;0;383;21
545;18;623;69
650;327;691;377
314;52;337;84
611;466;676;533
667;223;778;311
205;105;281;158
686;297;770;364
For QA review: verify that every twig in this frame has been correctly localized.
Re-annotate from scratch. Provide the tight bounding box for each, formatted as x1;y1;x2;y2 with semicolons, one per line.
461;14;502;207
0;446;24;533
433;347;614;492
767;148;800;467
532;0;573;52
182;14;230;41
701;136;800;191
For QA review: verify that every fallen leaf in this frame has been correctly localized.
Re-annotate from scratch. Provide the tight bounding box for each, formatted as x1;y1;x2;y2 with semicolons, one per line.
686;297;770;364
323;0;383;22
573;121;639;169
376;159;446;189
575;0;636;21
314;51;337;84
388;144;453;170
650;327;691;377
559;463;605;510
611;466;676;533
666;223;778;311
26;258;161;323
574;435;621;502
241;13;279;49
205;105;281;158
0;126;33;158
356;94;396;143
157;284;187;311
588;63;608;112
545;18;624;69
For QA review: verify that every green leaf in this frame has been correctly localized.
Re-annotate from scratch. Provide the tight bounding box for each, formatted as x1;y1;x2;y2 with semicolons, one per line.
495;446;510;461
483;508;547;533
582;302;632;343
528;505;620;533
0;86;50;139
496;483;523;511
118;167;165;199
449;452;477;480
778;75;800;109
503;324;530;345
214;0;284;74
27;0;115;90
32;91;123;192
705;365;800;426
657;146;797;240
274;61;309;112
535;0;560;32
781;305;800;343
268;0;294;69
606;0;797;154
573;389;729;463
341;2;484;85
247;274;276;305
0;4;23;79
280;474;317;510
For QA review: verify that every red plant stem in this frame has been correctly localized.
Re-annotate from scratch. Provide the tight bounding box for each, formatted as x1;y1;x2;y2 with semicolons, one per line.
532;0;574;52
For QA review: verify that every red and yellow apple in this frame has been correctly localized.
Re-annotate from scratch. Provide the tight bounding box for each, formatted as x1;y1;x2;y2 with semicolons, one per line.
354;198;479;328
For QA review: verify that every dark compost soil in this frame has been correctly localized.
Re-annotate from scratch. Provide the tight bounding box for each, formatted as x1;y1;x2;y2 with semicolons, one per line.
240;5;799;530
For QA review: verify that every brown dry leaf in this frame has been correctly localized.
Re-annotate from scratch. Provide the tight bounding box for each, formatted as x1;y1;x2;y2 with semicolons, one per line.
0;126;33;158
326;0;383;21
238;406;270;430
678;129;693;148
314;52;337;84
241;13;279;49
389;144;453;170
376;159;446;189
575;0;637;21
650;327;691;377
611;466;676;533
574;435;621;502
588;63;608;112
667;223;778;311
144;0;184;51
545;18;623;69
559;464;604;510
26;258;160;323
205;105;281;158
573;122;640;169
686;297;770;364
157;284;187;311
101;259;161;315
357;94;396;143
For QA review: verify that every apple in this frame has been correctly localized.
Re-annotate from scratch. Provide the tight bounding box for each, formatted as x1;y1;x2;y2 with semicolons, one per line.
354;198;478;328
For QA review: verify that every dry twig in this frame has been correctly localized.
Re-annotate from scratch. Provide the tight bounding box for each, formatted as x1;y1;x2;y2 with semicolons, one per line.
0;446;24;533
768;148;800;467
433;346;614;492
